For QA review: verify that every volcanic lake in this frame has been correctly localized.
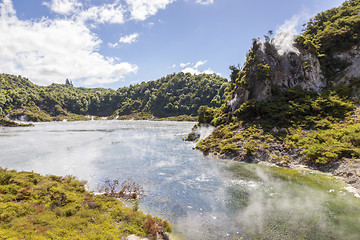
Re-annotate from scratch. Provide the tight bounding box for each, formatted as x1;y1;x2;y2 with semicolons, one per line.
1;120;360;239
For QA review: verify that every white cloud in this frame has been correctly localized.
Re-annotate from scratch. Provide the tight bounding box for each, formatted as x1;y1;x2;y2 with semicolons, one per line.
43;0;81;15
77;4;125;24
125;0;176;21
43;0;210;25
43;0;175;26
0;1;137;86
108;33;139;47
180;60;213;75
180;62;190;68
119;33;139;44
195;0;214;5
181;67;214;75
108;42;119;48
146;22;155;28
203;68;214;74
1;0;15;16
182;67;200;75
1;0;213;86
171;64;176;68
194;60;207;68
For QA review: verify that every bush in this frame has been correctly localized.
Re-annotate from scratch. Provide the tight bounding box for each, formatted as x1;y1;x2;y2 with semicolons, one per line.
198;105;215;124
0;168;170;239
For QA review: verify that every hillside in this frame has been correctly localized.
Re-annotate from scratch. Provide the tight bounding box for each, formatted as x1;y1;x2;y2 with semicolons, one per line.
192;0;360;189
0;72;227;122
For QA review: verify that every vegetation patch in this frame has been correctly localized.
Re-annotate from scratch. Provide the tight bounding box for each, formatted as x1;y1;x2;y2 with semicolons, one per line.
0;118;33;127
196;77;360;165
0;168;172;239
297;0;360;80
0;72;227;123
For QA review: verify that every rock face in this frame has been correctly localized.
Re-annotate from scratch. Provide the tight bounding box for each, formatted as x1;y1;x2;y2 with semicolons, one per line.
229;39;325;112
334;44;360;84
333;44;360;100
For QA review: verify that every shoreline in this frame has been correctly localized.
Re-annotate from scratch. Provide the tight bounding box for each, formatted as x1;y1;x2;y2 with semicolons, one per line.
1;114;198;127
204;149;360;197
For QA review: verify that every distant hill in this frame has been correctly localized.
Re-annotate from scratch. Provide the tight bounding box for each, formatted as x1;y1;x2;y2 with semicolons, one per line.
0;72;227;122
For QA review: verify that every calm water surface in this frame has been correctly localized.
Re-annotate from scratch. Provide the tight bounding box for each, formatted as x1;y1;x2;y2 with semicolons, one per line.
1;121;360;239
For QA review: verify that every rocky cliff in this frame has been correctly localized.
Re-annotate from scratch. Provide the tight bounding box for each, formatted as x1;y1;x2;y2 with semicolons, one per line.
229;37;360;113
229;38;326;112
194;0;360;193
333;44;360;99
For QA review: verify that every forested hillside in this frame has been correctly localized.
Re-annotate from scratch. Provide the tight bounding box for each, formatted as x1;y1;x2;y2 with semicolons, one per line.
0;72;227;122
193;0;360;186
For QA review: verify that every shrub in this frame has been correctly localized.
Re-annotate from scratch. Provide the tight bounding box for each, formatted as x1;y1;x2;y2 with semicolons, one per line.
0;168;169;239
243;140;259;155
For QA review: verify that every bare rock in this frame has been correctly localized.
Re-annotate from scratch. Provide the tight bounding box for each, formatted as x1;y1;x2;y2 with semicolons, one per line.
229;39;325;112
125;235;148;240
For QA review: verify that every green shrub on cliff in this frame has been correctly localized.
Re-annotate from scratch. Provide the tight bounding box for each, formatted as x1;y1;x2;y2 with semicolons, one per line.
196;83;359;164
231;85;355;129
297;0;360;79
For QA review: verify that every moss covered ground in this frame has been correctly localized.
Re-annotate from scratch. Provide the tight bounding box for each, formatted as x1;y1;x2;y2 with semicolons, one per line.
0;168;171;239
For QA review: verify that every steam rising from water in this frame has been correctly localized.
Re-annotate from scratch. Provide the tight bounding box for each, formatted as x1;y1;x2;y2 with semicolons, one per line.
0;121;360;239
174;164;345;239
196;124;215;141
272;12;310;56
272;15;301;55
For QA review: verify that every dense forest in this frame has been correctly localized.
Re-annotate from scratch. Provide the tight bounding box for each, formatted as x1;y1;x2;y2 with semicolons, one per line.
194;0;360;167
0;72;227;122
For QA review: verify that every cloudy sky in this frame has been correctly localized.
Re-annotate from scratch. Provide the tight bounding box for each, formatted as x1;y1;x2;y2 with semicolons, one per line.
0;0;345;88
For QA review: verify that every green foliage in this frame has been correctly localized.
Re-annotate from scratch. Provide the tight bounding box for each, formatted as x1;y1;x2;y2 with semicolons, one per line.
198;105;215;124
334;76;360;101
243;140;259;155
233;85;355;129
195;1;360;167
0;118;33;127
0;168;171;239
297;0;360;79
114;72;227;118
298;122;360;164
196;81;359;165
255;62;272;82
220;143;240;154
0;73;227;122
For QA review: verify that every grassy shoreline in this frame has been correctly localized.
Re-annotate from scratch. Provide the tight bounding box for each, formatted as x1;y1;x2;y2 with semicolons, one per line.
0;168;172;239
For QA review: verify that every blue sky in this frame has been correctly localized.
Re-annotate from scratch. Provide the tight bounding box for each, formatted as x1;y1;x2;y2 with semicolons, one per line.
0;0;345;89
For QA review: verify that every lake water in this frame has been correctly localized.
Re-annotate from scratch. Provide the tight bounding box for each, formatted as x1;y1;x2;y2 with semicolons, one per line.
1;121;360;239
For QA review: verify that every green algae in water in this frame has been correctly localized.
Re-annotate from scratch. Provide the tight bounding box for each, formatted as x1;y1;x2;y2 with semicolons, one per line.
1;121;360;239
221;162;360;240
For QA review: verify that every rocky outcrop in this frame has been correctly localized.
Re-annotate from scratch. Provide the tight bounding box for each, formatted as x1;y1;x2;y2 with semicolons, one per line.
229;39;325;112
0;118;33;127
334;44;360;84
333;44;360;100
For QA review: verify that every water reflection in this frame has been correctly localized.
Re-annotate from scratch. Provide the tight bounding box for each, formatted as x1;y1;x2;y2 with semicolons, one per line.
0;121;360;239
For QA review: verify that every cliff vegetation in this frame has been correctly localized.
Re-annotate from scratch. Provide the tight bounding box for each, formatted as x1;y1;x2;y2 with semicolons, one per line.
193;0;360;189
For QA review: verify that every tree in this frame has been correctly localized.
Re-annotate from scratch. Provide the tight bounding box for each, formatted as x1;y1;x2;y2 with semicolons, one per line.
65;79;73;86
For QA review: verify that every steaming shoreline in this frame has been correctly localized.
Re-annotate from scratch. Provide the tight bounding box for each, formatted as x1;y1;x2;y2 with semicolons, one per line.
203;149;360;197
